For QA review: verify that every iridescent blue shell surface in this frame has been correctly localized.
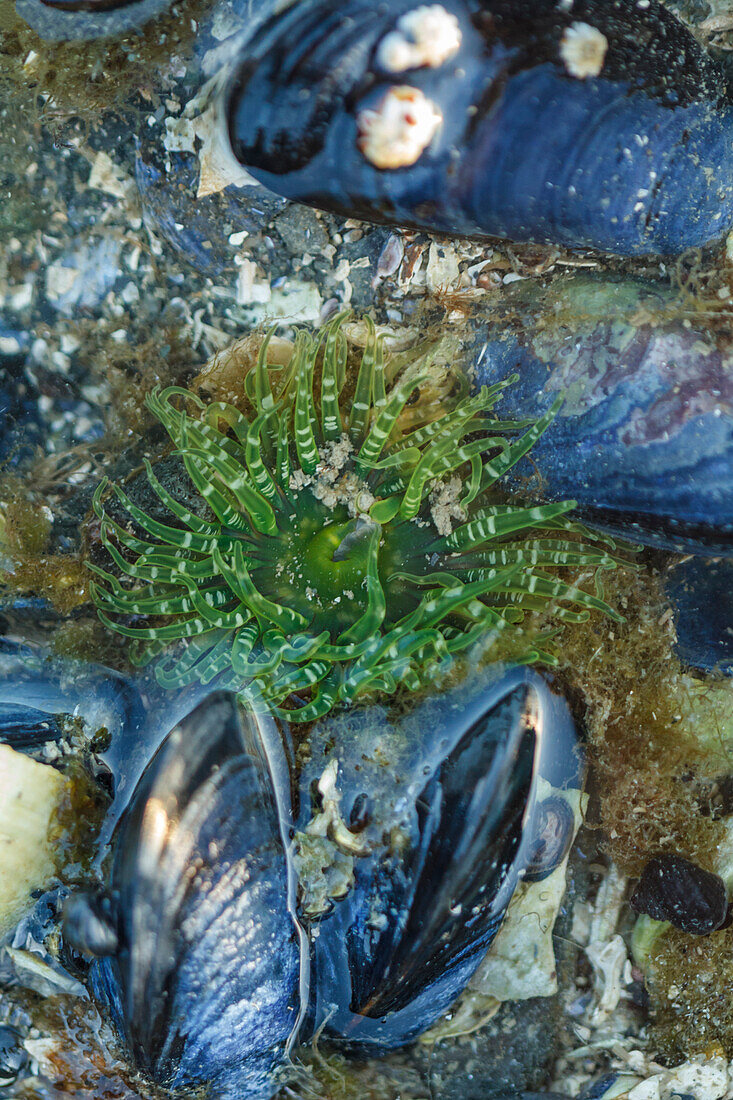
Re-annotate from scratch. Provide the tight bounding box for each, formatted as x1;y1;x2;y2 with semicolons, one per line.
474;274;733;553
665;557;733;675
301;666;582;1050
89;691;302;1100
225;0;733;256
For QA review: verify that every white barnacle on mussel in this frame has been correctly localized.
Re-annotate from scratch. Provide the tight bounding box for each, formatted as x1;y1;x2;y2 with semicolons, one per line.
356;85;443;170
559;20;608;80
376;4;462;73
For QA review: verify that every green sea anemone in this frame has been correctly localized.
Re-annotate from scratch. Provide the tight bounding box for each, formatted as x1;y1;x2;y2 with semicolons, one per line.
89;315;623;721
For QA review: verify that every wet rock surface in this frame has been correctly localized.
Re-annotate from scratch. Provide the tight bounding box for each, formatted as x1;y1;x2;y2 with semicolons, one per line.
408;997;564;1100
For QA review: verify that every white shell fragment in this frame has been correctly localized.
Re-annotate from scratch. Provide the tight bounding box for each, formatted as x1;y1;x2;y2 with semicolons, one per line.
560;21;609;79
469;784;585;1001
357;85;443;169
0;744;70;940
376;5;462;73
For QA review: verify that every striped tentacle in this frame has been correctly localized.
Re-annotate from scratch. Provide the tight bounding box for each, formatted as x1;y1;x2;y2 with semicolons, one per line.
142;459;220;536
155;630;232;688
349;318;379;444
293;331;320;473
274;669;341;721
214;544;309;634
106;483;220;554
399;433;512;520
245;411;282;502
480;397;563;490
335;524;386;645
320;312;349;441
181;439;277;536
484;569;623;622
182;447;251;532
456;539;620;574
355;371;429;472
442;501;577;553
95;606;216;642
145;386;205;445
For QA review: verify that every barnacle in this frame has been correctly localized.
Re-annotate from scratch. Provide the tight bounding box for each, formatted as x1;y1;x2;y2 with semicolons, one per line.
88;315;624;721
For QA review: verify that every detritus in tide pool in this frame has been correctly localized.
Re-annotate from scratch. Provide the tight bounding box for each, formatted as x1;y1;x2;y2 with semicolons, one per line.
1;0;209;119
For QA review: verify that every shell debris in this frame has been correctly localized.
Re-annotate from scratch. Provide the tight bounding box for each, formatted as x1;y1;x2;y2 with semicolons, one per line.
0;744;70;939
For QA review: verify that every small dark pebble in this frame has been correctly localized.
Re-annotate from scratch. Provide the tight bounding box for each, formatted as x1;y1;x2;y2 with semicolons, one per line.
629;853;728;934
0;1025;28;1086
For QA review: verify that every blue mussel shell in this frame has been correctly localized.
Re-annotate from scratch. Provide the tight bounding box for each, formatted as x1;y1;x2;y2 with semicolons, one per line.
225;0;733;256
29;661;582;1095
90;691;302;1100
14;0;173;41
474;273;733;555
665;557;733;676
300;666;582;1051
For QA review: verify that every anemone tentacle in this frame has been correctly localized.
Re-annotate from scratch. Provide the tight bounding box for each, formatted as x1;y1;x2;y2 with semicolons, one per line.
89;316;628;720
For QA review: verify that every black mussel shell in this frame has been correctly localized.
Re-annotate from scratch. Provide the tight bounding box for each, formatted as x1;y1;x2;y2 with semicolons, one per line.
89;691;302;1100
15;0;171;40
303;666;582;1050
225;0;733;256
0;702;65;753
475;273;733;555
0;640;147;794
630;853;729;935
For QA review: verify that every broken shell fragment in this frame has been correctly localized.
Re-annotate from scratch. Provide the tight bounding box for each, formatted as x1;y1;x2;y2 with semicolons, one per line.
0;743;71;940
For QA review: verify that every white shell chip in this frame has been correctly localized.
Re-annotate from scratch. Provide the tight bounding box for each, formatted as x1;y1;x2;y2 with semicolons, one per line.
376;4;462;73
357;85;442;170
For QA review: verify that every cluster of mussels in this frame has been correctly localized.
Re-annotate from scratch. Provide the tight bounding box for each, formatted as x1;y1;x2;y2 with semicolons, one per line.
2;0;733;1097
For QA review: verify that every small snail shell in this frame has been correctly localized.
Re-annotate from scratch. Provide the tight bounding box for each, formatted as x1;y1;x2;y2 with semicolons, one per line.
523;796;575;882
